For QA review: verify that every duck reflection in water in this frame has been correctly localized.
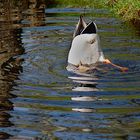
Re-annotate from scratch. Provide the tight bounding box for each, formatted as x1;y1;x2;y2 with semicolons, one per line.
69;75;99;113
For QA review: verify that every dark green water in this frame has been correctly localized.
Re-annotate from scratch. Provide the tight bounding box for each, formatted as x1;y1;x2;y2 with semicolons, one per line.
0;1;140;140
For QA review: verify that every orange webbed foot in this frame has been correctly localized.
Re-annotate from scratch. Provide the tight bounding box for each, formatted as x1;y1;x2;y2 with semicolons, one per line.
120;67;129;72
103;59;129;72
103;59;111;64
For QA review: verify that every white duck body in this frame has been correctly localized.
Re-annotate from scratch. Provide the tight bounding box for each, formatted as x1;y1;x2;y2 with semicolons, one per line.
67;17;105;67
68;33;104;65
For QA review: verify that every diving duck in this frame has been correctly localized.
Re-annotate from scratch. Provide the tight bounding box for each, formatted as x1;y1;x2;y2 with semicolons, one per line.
67;16;128;73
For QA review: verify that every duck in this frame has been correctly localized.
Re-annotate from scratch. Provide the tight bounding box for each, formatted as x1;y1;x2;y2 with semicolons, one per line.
67;16;128;73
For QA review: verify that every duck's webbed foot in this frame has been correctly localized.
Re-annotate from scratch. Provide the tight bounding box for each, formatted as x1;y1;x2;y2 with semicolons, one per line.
103;59;111;64
103;59;128;72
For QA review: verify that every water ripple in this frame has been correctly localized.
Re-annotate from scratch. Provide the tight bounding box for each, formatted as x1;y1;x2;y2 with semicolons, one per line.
0;2;140;139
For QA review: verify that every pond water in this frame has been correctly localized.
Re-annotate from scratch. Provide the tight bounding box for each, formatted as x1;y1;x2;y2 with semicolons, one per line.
0;1;140;140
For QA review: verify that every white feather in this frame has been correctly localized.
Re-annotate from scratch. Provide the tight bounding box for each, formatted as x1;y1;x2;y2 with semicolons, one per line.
68;33;105;65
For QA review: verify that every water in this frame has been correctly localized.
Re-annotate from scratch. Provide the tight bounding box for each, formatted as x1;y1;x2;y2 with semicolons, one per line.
0;1;140;139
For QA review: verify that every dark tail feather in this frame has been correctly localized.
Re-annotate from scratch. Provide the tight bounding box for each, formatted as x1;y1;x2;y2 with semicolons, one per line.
81;22;97;34
73;15;87;38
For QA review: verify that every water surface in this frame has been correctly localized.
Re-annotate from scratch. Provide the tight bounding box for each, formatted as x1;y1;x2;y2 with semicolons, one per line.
0;1;140;140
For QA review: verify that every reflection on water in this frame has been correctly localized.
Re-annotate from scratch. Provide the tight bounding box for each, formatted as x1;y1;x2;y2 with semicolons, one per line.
0;1;25;139
0;0;140;139
69;76;99;91
0;0;45;139
69;75;99;113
